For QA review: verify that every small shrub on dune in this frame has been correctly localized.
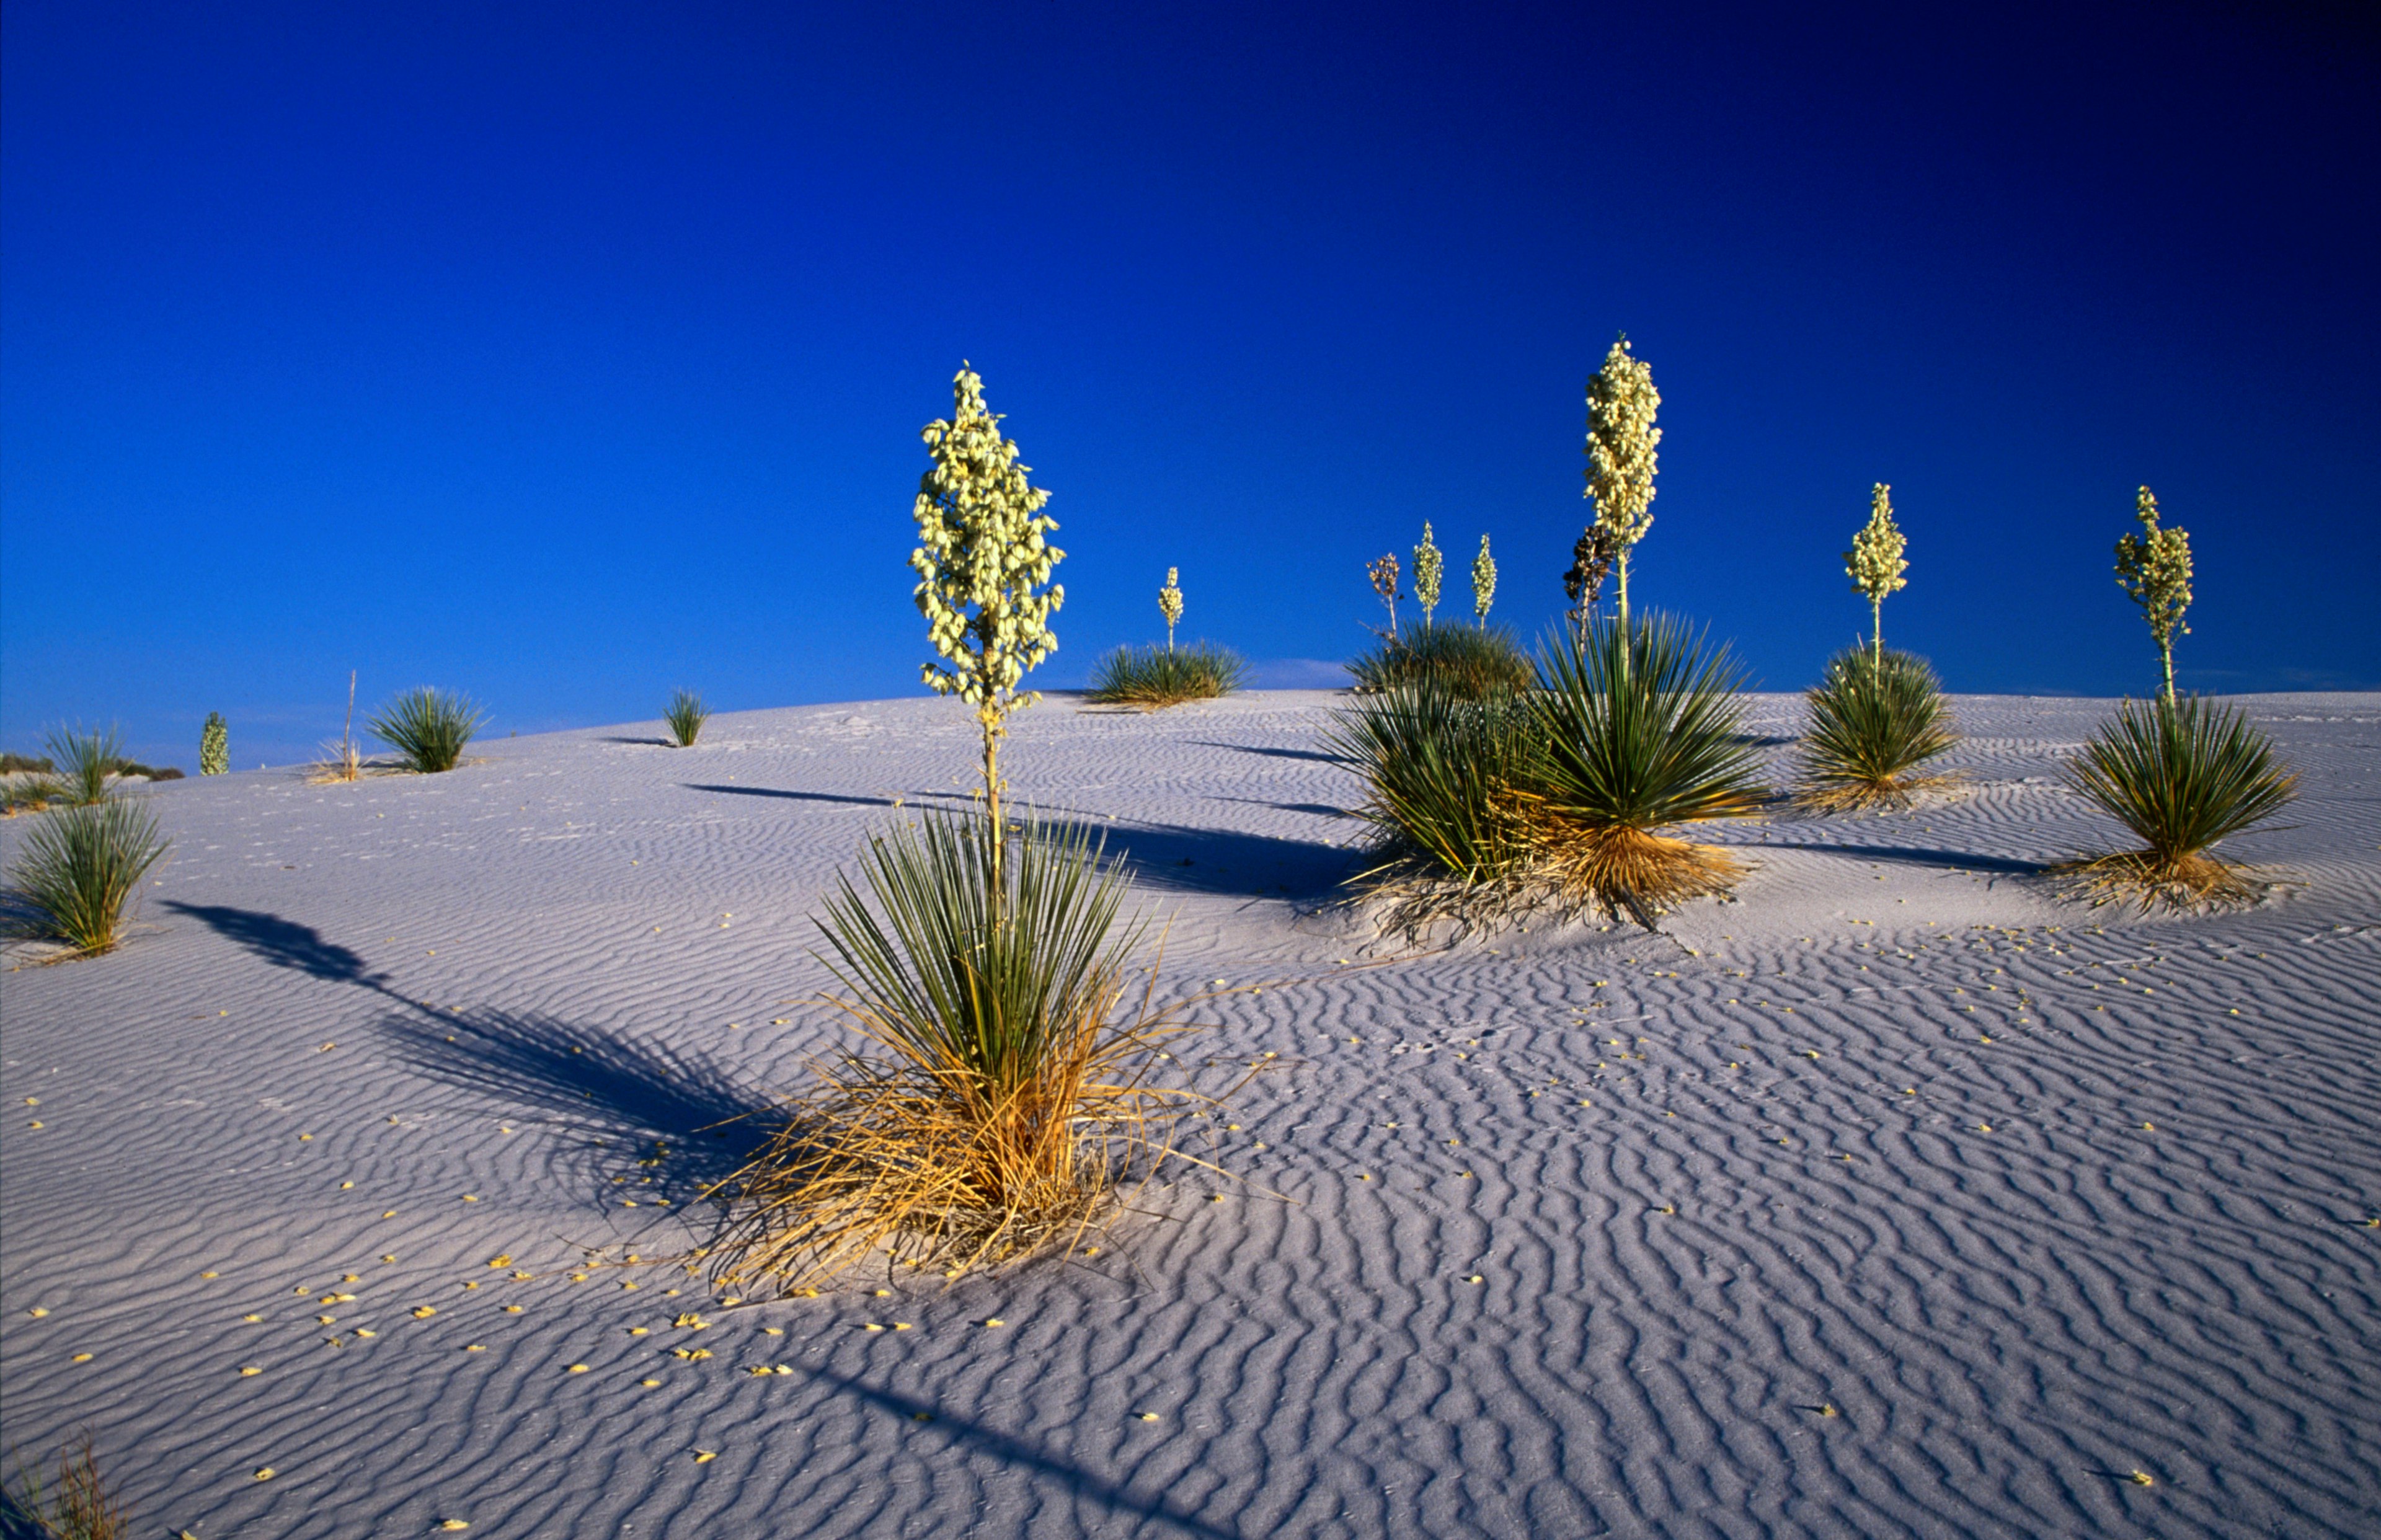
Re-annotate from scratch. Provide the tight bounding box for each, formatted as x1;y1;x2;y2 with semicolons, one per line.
665;689;711;747
1530;613;1769;925
1796;646;1958;812
2060;694;2296;910
1328;678;1545;897
45;726;123;807
1086;642;1246;707
1347;624;1533;698
706;813;1200;1288
200;712;229;776
368;688;484;773
5;797;170;957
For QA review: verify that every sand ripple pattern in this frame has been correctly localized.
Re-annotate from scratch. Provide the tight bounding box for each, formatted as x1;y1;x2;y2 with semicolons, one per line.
3;691;2377;1538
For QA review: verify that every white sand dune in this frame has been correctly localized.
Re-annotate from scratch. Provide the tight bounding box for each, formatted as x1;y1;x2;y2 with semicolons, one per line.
3;689;2377;1538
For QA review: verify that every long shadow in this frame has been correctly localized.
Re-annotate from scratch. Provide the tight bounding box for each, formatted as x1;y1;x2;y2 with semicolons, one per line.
159;901;392;986
379;1009;776;1195
684;784;896;808
1187;741;1349;766
1205;795;1349;819
1758;841;2052;876
1046;818;1355;901
791;1361;1244;1540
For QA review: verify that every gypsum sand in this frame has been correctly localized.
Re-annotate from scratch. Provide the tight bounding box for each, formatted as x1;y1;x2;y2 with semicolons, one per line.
2;689;2378;1539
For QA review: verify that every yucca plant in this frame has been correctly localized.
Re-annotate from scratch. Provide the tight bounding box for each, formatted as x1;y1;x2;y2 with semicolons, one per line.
1347;623;1533;699
1326;679;1545;897
368;688;484;773
44;726;123;807
2;1430;122;1540
665;689;711;747
704;813;1200;1289
199;712;229;776
5;798;170;957
1086;642;1246;707
1530;611;1768;924
1795;645;1958;812
2061;694;2296;909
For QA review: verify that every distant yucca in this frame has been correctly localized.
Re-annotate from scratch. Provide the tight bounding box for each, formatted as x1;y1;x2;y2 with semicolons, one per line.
1347;624;1532;699
1087;643;1244;708
665;689;710;748
368;688;484;773
199;713;229;776
5;798;169;957
2061;694;2295;909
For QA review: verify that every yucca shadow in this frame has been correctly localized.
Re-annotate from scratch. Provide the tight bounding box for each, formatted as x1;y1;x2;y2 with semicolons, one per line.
1762;842;2052;875
683;784;897;808
159;901;391;986
1043;818;1355;901
379;1008;778;1200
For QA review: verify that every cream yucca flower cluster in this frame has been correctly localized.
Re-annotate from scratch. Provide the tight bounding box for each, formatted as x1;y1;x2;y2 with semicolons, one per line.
1412;523;1444;626
2114;485;2192;702
911;364;1065;719
1846;482;1909;666
1584;337;1661;624
1158;567;1184;652
1471;534;1496;627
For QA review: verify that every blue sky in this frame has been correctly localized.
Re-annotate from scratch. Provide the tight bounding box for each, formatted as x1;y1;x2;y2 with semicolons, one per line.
5;1;2376;769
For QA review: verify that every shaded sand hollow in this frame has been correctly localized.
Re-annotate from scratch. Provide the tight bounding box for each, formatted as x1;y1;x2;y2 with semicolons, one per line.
2;690;2377;1539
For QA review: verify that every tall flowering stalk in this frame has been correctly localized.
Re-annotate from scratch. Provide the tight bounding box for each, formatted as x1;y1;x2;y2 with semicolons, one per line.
1584;336;1661;633
911;364;1064;856
2114;485;2192;704
1367;553;1401;638
199;712;229;776
1845;482;1909;671
1471;534;1497;629
1412;523;1444;629
1158;567;1184;653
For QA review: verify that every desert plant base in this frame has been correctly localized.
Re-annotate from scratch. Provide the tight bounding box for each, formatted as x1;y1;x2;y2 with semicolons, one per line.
1352;822;1745;937
1793;771;1964;815
2055;850;2271;913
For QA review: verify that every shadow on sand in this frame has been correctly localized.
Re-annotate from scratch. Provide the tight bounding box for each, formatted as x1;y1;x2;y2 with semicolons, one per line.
1757;842;2052;876
1038;818;1355;901
683;783;898;808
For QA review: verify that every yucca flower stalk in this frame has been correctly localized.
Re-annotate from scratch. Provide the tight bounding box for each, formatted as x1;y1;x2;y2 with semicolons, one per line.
1563;523;1618;639
2114;485;2192;704
199;713;229;776
1584;335;1661;633
1367;553;1401;638
1158;567;1184;653
911;363;1064;857
1846;483;1909;671
1412;523;1444;628
1471;534;1496;629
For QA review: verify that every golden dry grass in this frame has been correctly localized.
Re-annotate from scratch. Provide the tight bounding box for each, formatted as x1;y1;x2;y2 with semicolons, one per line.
3;1430;122;1540
2054;850;2267;913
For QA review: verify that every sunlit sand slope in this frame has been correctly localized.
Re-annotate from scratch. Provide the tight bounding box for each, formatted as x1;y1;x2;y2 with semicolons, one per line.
2;691;2376;1538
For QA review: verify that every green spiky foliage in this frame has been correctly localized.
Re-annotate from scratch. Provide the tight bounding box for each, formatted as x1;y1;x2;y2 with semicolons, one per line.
200;712;229;776
1528;612;1768;923
1347;624;1533;699
44;726;123;807
2061;694;2296;909
2114;485;2193;704
1795;645;1958;812
368;688;485;773
1326;679;1545;892
4;797;170;957
704;812;1200;1288
1412;523;1444;627
1086;643;1246;708
664;689;711;748
1471;534;1497;628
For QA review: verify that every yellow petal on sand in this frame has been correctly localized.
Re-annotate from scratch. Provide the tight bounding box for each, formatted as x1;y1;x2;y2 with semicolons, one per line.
461;1195;479;1203
353;1329;376;1339
504;1306;523;1314
254;1467;276;1481
71;1353;92;1363
441;1523;471;1533
381;1254;397;1263
694;1450;717;1464
383;1211;397;1219
983;1319;1005;1328
27;1308;48;1318
863;1324;885;1333
2130;1471;2155;1487
340;1182;354;1190
488;1255;511;1268
640;1378;661;1387
566;1363;589;1374
1137;1412;1159;1422
240;1366;261;1376
200;1270;219;1279
413;1307;437;1318
242;1314;262;1323
762;1326;784;1336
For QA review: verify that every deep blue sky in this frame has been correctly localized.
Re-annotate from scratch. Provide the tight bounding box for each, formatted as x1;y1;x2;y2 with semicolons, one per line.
6;2;2376;769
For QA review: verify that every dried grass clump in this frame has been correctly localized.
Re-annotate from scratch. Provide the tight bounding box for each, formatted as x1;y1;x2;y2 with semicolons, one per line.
5;799;170;957
1347;624;1533;699
704;813;1204;1290
1335;613;1767;931
1795;645;1959;812
1086;643;1246;707
2;1430;122;1540
2059;694;2295;911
